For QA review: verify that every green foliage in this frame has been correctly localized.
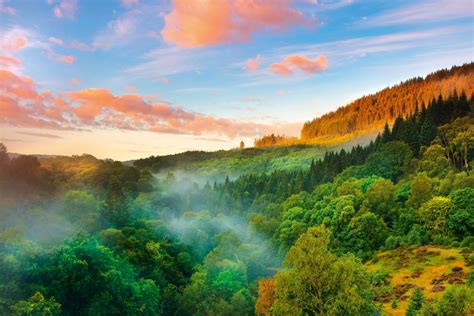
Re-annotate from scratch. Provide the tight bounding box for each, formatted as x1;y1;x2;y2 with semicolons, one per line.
272;226;375;315
419;285;474;316
406;288;424;316
448;188;474;239
416;196;451;238
10;292;61;316
0;80;473;315
365;141;413;181
29;236;161;315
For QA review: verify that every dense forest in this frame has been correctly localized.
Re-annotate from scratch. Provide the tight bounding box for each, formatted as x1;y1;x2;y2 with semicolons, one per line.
1;71;473;314
301;62;474;143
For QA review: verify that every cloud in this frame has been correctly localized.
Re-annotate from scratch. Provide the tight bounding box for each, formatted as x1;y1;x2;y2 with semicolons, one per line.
0;27;29;52
245;54;262;72
69;40;93;51
0;55;21;67
50;0;78;19
48;36;64;45
363;0;473;26
122;0;139;8
269;54;328;75
124;86;138;92
17;132;63;139
70;78;81;86
48;51;76;64
0;0;15;15
92;12;136;49
161;0;312;48
1;69;301;139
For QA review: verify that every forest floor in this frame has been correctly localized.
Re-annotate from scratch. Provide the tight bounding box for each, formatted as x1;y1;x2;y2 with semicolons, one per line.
366;246;472;315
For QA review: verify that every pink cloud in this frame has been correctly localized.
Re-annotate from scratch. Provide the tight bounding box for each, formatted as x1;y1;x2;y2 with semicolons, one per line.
161;0;311;48
121;0;139;8
52;54;76;64
0;55;21;67
1;36;27;51
269;54;328;76
70;78;81;86
158;76;170;84
245;54;262;72
1;69;301;138
48;36;64;45
51;0;78;19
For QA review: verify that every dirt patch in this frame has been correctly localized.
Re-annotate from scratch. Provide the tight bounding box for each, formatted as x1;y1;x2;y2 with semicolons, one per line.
431;285;445;292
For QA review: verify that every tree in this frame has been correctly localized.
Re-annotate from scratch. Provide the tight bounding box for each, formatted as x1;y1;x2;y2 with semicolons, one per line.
347;212;388;259
28;236;161;315
365;141;413;182
417;144;451;178
240;141;245;149
362;179;396;225
10;292;61;316
406;288;424;316
255;278;276;316
406;173;434;209
417;196;451;239
419;116;437;147
448;188;474;239
272;226;375;315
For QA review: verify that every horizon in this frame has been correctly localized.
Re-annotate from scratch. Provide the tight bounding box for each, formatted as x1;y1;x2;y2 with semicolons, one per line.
1;0;473;160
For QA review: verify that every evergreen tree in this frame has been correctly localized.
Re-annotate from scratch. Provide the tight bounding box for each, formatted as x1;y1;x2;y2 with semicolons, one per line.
419;116;437;147
406;288;424;316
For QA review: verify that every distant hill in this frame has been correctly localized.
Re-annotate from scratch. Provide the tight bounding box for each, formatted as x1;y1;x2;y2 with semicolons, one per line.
301;62;474;143
7;153;65;159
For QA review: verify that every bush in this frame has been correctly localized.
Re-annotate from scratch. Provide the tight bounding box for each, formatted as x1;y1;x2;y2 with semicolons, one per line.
385;235;402;250
461;236;474;248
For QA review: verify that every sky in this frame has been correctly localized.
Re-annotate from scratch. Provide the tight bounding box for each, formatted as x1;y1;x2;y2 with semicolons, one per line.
1;0;473;160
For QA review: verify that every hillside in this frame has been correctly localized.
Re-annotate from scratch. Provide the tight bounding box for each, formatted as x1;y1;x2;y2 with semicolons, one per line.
301;62;474;143
367;246;473;315
132;145;334;180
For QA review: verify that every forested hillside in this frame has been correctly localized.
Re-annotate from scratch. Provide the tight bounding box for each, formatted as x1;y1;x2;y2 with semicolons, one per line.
0;68;473;315
301;62;474;143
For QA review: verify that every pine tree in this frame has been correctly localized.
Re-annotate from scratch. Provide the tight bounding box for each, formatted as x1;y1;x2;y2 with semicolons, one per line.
381;122;392;143
406;288;424;316
419;116;437;147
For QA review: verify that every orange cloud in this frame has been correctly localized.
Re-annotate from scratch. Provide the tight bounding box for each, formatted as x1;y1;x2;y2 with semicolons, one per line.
161;0;310;48
245;54;262;72
0;55;21;67
1;69;301;138
269;54;328;75
124;86;138;92
50;53;76;64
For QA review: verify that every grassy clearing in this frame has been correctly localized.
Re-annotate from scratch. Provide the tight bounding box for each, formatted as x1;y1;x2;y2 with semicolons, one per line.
366;246;472;315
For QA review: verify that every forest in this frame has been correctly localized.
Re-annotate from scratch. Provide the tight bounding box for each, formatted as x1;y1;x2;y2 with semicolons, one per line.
301;63;474;143
1;78;473;314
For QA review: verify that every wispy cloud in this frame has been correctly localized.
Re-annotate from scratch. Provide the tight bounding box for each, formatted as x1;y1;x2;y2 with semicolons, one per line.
0;0;15;15
17;132;63;139
361;0;473;26
49;0;78;19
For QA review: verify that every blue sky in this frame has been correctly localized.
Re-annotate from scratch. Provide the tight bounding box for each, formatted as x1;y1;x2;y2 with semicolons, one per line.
1;0;473;159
